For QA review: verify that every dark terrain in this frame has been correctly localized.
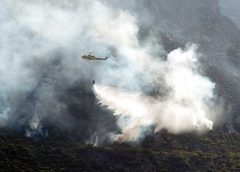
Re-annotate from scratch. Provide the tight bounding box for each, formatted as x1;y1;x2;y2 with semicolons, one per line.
0;128;239;172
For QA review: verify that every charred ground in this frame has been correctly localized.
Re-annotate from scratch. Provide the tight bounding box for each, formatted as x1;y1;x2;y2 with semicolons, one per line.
0;128;239;172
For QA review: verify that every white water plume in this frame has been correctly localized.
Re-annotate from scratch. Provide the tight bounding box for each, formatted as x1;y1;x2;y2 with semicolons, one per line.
94;46;217;142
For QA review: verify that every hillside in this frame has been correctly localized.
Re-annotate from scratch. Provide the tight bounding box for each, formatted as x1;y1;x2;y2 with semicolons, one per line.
0;128;239;172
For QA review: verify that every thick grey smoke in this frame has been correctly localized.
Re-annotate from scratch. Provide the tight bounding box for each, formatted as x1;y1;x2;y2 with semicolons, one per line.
0;0;120;137
130;0;240;132
0;0;239;142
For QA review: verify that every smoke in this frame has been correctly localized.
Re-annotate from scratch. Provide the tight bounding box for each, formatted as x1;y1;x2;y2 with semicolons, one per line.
94;46;218;142
0;0;122;136
0;0;239;142
0;0;157;140
220;0;240;28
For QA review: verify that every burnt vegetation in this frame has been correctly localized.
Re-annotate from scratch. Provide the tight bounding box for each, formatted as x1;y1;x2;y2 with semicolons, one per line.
0;128;239;172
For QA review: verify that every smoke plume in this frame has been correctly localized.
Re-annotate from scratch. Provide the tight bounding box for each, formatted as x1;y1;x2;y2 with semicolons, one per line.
0;0;239;142
94;46;218;142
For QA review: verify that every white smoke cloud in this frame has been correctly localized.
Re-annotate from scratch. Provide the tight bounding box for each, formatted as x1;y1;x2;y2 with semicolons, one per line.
0;0;221;142
73;1;220;142
94;46;218;142
0;0;143;136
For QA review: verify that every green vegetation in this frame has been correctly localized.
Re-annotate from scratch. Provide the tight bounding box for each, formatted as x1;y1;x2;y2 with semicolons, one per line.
0;128;239;172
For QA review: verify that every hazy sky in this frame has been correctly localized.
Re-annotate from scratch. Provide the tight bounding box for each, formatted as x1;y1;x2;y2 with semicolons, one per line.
220;0;240;28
